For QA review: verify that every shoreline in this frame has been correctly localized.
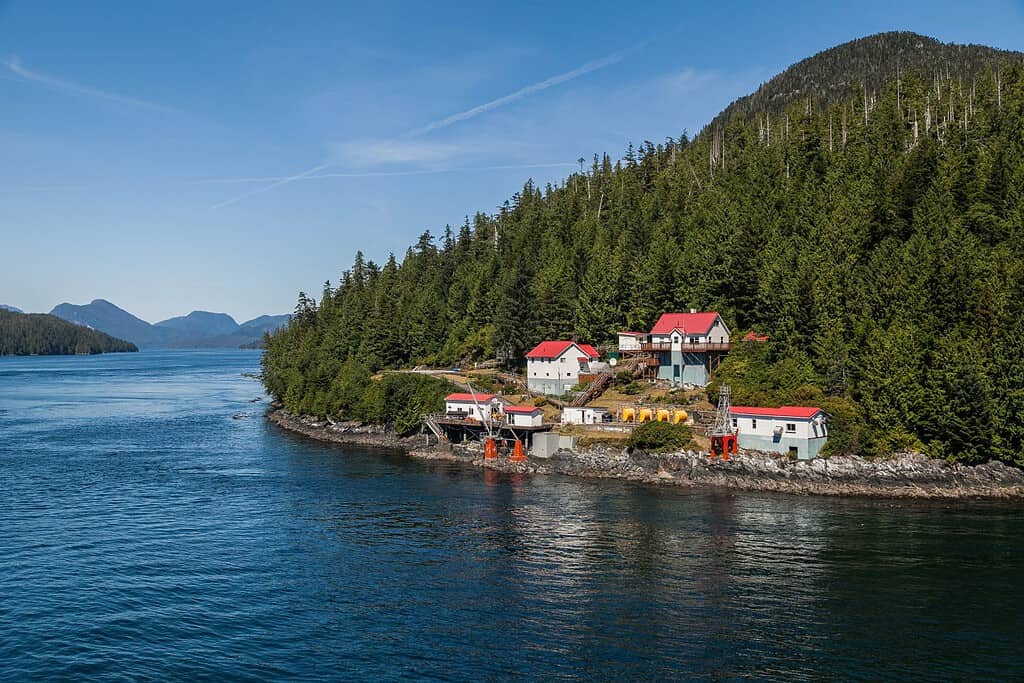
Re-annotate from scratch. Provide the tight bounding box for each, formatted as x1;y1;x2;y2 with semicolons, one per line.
267;409;1024;500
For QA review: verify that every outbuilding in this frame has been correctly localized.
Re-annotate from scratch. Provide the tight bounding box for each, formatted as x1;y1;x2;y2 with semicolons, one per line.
730;406;828;460
561;406;610;425
505;405;544;427
616;331;647;351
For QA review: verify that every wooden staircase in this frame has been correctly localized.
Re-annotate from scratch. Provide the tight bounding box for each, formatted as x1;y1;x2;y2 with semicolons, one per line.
571;372;611;406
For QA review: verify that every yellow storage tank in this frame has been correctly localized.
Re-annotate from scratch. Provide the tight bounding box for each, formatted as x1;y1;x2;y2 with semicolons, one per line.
639;408;653;423
621;407;636;422
673;410;688;424
656;409;671;422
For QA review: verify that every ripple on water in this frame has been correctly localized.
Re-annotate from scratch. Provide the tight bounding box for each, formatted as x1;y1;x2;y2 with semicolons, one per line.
1;350;1022;680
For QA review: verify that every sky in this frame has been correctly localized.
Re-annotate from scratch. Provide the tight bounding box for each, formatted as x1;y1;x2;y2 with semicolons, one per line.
2;1;1023;323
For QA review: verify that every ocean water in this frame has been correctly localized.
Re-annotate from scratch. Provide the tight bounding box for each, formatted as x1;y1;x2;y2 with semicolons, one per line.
1;349;1022;681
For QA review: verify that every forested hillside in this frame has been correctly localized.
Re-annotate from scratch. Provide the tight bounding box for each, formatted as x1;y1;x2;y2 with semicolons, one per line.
710;31;1021;128
0;310;138;355
264;32;1024;465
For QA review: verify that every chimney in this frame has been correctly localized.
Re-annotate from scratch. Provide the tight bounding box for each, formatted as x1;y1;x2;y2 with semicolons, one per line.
690;308;696;314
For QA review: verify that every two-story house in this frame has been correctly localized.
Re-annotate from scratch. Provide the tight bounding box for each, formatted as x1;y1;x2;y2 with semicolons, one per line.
619;310;730;386
525;340;600;396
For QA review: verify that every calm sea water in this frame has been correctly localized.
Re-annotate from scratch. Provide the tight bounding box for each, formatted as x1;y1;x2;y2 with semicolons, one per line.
1;350;1022;680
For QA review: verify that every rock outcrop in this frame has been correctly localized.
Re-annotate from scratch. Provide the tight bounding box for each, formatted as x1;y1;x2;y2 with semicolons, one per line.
270;410;1024;499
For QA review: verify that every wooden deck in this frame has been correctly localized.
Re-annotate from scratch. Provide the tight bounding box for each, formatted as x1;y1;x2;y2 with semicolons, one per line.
428;415;553;446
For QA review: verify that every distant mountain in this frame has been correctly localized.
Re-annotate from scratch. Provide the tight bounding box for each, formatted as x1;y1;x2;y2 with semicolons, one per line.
175;314;291;348
0;304;23;313
239;314;291;335
50;299;173;347
0;309;137;355
49;299;289;348
156;311;239;338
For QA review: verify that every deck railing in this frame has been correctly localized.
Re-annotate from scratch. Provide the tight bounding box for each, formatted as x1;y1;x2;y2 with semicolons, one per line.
638;342;732;353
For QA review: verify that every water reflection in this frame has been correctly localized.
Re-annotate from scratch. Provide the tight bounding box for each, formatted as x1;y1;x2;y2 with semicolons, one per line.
3;351;1023;680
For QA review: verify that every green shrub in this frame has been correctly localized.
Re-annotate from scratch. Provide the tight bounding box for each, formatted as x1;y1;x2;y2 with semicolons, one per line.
627;421;693;453
614;370;634;385
620;381;643;395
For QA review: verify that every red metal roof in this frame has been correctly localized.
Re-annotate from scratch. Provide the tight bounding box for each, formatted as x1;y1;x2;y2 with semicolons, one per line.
504;406;541;414
526;341;599;359
445;393;498;402
651;312;722;335
731;406;823;419
617;331;646;336
742;332;770;342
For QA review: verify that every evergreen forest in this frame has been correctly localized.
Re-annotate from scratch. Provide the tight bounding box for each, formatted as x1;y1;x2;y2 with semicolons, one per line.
263;32;1024;465
0;310;139;355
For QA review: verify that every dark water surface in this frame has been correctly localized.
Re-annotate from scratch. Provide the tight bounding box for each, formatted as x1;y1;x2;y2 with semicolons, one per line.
1;350;1022;680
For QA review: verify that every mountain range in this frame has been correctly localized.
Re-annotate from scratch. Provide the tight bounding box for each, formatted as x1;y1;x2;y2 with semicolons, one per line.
48;299;289;348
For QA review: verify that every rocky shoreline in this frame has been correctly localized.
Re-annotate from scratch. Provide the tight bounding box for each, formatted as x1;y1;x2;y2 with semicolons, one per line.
267;409;1024;500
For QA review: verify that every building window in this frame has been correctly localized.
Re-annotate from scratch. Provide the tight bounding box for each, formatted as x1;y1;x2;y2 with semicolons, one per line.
560;357;565;363
731;418;737;428
751;419;757;430
785;423;796;433
566;372;572;376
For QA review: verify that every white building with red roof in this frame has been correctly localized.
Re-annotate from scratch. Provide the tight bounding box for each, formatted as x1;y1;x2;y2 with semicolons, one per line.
730;406;828;459
620;310;730;386
444;392;505;422
525;340;600;396
504;405;544;427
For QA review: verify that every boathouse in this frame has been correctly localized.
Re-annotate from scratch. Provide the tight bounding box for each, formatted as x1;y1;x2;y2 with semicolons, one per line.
444;393;503;422
730;406;828;460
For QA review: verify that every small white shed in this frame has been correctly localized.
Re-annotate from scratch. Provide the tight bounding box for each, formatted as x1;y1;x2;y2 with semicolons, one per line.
561;407;610;425
505;405;543;427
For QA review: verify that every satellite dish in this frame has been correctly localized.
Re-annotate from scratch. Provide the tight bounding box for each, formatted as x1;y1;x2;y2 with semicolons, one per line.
609;357;618;367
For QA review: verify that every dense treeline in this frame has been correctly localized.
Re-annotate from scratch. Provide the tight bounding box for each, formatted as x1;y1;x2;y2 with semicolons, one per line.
264;34;1024;465
712;32;1021;128
0;310;138;355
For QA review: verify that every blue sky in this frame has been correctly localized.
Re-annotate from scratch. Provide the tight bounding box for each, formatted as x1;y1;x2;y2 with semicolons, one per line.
2;1;1023;322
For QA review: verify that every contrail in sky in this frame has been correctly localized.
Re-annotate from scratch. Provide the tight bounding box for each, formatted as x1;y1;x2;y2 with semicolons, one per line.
195;162;577;186
210;164;329;209
208;44;640;208
3;55;180;114
407;49;631;137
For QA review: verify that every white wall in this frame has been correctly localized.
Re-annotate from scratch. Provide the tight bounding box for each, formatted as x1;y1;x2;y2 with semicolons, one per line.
527;346;590;384
509;412;543;427
731;415;827;439
561;407;607;425
706;319;730;344
445;400;494;421
618;334;643;351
